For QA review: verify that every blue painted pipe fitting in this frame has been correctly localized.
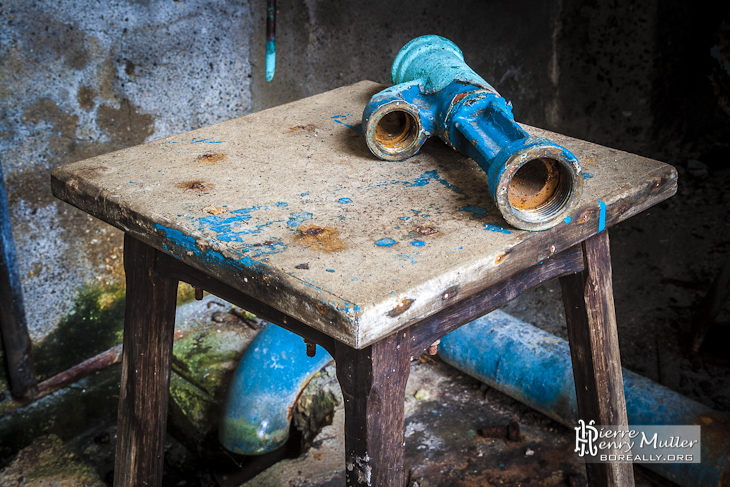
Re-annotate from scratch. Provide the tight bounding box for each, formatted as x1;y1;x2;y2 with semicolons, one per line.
363;35;583;231
438;310;730;487
219;322;333;455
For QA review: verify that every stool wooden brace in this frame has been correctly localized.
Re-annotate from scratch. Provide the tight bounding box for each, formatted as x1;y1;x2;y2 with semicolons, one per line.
51;81;677;487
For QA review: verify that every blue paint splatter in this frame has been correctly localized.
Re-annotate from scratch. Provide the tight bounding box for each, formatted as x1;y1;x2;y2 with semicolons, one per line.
411;260;418;264
287;212;313;228
583;173;594;179
411;240;425;247
484;224;512;234
375;238;397;247
403;170;464;194
331;114;361;132
564;216;572;223
300;192;310;197
598;200;607;232
459;205;488;219
399;216;410;221
337;198;352;204
191;138;224;144
276;201;288;208
155;224;257;268
326;269;335;273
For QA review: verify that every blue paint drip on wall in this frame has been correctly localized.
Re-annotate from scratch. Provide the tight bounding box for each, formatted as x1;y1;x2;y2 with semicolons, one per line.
265;39;276;82
598;200;607;232
459;205;488;219
375;238;397;247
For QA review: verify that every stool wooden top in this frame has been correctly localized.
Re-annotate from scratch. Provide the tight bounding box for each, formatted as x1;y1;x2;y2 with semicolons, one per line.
52;81;676;348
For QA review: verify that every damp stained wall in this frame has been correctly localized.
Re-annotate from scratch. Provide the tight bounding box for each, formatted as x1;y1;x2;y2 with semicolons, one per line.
1;0;728;383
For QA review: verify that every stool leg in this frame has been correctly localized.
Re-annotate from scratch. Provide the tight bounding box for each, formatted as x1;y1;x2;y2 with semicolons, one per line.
560;231;635;487
335;330;411;487
114;234;179;487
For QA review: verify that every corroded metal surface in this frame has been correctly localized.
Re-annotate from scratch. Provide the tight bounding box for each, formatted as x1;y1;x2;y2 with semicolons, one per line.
362;35;584;231
51;81;677;349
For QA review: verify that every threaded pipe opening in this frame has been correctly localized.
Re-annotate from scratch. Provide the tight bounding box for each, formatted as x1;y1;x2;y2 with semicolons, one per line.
374;110;420;155
507;157;573;223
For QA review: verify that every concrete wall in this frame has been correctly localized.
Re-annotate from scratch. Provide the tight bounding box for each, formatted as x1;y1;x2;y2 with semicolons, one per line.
1;0;728;386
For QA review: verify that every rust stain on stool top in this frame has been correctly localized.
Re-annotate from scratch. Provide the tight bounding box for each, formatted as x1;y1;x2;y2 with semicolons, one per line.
294;225;346;253
177;180;214;191
196;153;226;164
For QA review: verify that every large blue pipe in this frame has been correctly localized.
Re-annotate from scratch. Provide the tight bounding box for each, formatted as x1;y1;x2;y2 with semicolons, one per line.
362;35;583;231
438;310;730;487
219;323;332;454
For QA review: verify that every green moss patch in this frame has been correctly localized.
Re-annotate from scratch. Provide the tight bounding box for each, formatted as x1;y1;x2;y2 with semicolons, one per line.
33;284;126;380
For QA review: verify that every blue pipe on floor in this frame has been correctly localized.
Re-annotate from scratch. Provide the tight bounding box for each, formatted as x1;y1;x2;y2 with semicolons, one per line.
438;310;730;487
219;322;332;455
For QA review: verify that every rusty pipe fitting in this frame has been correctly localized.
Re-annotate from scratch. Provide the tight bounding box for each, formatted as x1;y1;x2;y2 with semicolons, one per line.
363;35;583;231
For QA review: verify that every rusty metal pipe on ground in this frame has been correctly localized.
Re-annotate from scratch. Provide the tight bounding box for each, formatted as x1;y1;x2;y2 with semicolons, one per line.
363;35;583;231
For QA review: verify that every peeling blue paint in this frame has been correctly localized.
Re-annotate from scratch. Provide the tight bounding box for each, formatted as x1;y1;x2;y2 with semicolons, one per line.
403;169;464;194
375;238;397;247
197;206;283;243
411;240;425;247
598;200;607;232
459;205;488;219
286;212;313;228
484;224;512;234
276;201;288;208
154;224;257;268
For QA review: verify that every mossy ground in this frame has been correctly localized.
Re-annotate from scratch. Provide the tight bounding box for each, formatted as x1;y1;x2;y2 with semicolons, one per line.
33;283;126;381
0;434;105;487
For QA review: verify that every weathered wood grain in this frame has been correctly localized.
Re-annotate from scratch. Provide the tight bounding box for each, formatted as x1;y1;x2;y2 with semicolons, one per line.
335;329;411;487
155;250;336;355
560;231;635;487
114;235;179;487
408;243;585;356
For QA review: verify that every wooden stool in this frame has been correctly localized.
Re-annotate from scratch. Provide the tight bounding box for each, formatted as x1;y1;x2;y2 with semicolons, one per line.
51;81;677;487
